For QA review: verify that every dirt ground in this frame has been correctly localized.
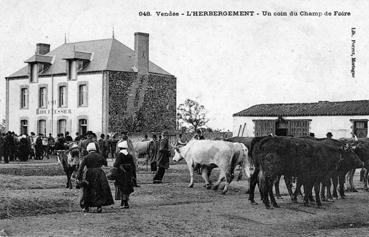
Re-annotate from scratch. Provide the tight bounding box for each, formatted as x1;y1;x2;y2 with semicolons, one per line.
1;159;369;237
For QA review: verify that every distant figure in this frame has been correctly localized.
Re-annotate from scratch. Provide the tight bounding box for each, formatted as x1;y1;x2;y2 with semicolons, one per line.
326;132;333;139
194;129;205;140
148;134;159;172
142;134;149;142
153;131;170;184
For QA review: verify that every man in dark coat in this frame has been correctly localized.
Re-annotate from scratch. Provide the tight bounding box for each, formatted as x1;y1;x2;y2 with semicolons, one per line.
0;133;4;162
148;134;159;172
80;131;99;157
3;132;15;163
35;134;44;160
18;135;30;161
98;134;107;159
153;131;171;183
77;142;114;213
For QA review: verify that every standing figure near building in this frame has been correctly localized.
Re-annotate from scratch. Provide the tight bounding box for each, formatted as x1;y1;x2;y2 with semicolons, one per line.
47;133;55;156
148;134;159;173
80;131;99;157
153;131;171;184
35;133;44;160
98;134;107;160
29;132;36;159
115;132;139;187
77;142;114;213
112;141;135;208
4;131;15;163
18;135;30;162
0;133;4;162
110;134;118;159
326;132;333;139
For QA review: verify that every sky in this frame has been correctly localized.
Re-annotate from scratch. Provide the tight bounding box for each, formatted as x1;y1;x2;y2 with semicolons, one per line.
1;0;369;131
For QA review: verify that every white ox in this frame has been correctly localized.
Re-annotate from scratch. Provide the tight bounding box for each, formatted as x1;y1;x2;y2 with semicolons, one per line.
173;140;250;194
133;141;151;157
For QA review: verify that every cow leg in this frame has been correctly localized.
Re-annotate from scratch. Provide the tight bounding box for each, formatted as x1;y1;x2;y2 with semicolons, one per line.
66;171;71;189
284;176;293;201
338;174;346;199
262;176;271;209
320;181;326;202
187;163;194;188
332;176;338;199
212;169;224;191
361;168;368;191
346;169;357;192
269;177;279;208
201;166;211;189
274;176;282;199
293;179;303;203
360;168;365;182
248;167;259;205
326;179;333;201
314;182;322;207
303;181;312;207
221;169;234;195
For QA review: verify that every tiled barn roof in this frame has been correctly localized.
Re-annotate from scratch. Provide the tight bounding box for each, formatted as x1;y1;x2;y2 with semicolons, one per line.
7;38;171;78
233;100;369;117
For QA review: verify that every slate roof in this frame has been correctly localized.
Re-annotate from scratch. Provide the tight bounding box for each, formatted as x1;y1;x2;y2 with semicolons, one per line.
7;38;172;78
233;100;369;117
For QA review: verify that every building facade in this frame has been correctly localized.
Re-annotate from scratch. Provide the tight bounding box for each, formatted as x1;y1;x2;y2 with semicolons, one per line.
5;32;176;136
233;100;369;138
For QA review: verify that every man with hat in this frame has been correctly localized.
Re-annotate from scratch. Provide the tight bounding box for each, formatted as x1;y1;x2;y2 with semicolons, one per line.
153;131;171;183
80;131;99;157
326;132;333;139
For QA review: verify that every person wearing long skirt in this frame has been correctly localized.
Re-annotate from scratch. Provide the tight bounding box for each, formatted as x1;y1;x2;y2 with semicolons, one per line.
113;141;135;208
77;142;114;213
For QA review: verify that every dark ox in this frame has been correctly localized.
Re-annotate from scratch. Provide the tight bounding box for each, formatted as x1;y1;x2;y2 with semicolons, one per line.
342;138;369;192
250;136;363;209
58;147;81;189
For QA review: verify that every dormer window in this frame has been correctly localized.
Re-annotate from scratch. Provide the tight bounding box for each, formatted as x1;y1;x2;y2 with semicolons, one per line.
67;60;77;80
25;43;52;83
29;63;38;83
63;49;92;80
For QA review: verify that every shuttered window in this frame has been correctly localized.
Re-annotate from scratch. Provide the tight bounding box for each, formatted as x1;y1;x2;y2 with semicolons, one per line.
254;120;275;136
288;120;310;137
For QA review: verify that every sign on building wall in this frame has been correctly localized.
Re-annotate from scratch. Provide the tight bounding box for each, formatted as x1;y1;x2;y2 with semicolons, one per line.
36;109;72;115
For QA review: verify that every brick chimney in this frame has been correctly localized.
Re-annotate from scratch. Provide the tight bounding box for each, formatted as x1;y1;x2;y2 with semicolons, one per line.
36;43;50;55
134;32;149;75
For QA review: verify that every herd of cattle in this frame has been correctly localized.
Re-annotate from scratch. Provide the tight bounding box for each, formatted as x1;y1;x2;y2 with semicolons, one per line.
58;135;369;210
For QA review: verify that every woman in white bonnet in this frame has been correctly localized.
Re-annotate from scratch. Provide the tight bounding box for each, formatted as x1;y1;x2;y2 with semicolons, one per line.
77;142;114;213
113;140;135;208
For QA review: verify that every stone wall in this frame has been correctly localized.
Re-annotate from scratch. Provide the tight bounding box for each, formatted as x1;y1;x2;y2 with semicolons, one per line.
139;74;176;132
108;71;176;133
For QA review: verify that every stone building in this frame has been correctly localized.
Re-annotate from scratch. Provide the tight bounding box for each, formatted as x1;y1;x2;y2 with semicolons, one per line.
5;32;176;136
233;100;369;138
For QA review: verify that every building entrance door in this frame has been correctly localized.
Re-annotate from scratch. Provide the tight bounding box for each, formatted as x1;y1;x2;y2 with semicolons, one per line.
275;118;288;136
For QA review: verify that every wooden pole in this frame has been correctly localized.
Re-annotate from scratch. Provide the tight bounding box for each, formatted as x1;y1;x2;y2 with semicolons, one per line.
237;125;242;137
241;123;246;137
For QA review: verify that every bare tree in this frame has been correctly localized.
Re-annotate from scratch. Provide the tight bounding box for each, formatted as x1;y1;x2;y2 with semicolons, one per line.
177;99;209;132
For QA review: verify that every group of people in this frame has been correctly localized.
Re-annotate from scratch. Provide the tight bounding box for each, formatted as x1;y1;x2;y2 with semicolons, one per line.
74;130;173;213
0;131;56;163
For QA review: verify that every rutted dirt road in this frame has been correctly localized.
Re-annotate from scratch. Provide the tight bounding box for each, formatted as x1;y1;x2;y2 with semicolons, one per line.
1;160;369;236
